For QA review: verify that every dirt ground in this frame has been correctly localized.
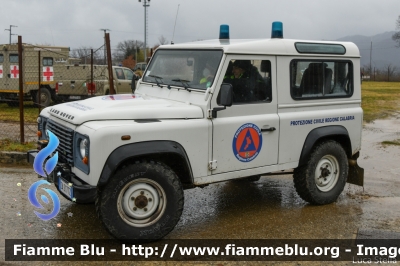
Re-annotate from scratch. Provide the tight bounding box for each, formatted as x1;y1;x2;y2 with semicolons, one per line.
0;116;399;265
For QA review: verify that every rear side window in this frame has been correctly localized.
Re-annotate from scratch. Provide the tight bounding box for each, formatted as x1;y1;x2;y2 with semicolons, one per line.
43;57;53;66
290;60;353;99
0;54;3;63
115;68;125;79
10;54;18;63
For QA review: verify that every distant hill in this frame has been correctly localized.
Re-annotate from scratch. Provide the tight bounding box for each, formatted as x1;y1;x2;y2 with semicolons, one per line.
336;31;400;70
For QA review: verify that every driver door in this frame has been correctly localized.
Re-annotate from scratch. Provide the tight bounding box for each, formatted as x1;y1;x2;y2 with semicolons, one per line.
210;55;279;174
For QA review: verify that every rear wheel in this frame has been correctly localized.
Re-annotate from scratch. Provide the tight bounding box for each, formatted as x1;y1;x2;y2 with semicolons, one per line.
96;161;184;242
293;140;348;205
34;87;51;107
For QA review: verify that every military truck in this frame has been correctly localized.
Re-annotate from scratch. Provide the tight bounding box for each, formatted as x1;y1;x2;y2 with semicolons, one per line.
0;43;135;107
54;64;135;102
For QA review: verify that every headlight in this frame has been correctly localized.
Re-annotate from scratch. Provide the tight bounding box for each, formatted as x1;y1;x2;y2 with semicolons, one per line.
37;116;48;140
74;133;90;174
44;122;49;138
79;139;88;158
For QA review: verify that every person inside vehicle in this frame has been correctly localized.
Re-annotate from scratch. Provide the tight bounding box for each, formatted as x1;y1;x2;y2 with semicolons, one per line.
224;60;252;102
224;60;267;102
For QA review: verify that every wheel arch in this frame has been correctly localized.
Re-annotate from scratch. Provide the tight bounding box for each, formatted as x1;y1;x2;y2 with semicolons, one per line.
98;141;194;188
298;125;352;167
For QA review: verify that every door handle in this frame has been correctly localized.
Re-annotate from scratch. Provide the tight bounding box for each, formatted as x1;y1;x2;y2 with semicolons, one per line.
261;127;276;132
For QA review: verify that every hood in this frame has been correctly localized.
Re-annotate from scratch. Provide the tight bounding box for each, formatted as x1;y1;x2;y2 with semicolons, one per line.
47;94;204;125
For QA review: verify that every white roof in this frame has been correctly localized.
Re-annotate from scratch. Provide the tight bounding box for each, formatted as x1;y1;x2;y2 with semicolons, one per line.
161;39;360;57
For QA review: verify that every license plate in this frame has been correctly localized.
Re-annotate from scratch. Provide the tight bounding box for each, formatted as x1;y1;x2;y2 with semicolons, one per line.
69;96;81;99
59;178;73;199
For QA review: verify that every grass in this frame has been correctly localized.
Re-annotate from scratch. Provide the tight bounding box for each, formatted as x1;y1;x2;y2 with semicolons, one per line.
0;138;36;152
381;139;400;147
0;101;41;123
361;81;400;123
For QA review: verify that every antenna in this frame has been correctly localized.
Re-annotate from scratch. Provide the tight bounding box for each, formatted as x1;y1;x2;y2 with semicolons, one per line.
171;4;180;44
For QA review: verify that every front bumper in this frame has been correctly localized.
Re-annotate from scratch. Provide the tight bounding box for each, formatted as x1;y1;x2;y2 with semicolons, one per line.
27;150;96;204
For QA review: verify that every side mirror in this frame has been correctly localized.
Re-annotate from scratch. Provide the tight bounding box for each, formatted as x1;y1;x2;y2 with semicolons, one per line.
217;83;233;106
212;83;233;118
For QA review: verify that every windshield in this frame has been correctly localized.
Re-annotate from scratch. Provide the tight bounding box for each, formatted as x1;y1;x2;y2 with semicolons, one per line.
143;49;223;90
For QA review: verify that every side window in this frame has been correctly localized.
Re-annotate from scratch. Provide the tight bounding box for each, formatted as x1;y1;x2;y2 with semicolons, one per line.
290;60;353;99
0;54;3;63
43;57;53;66
115;68;125;79
223;59;272;104
9;54;18;63
123;68;134;80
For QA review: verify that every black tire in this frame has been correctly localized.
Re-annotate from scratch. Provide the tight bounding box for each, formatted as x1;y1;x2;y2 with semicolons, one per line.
247;175;261;182
95;161;184;242
231;175;261;183
293;140;348;205
34;87;52;107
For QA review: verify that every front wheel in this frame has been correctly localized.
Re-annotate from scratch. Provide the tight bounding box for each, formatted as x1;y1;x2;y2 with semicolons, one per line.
96;161;184;242
293;140;348;205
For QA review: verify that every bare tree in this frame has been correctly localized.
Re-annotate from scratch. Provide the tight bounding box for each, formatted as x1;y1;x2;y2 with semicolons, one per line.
392;15;400;47
70;46;102;64
384;63;397;81
362;64;372;77
158;35;169;45
113;40;144;63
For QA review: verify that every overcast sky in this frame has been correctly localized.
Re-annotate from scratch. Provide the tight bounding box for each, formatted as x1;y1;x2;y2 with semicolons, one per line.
1;0;399;50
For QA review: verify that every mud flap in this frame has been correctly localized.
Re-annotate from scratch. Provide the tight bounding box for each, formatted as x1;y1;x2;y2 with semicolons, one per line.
347;152;364;186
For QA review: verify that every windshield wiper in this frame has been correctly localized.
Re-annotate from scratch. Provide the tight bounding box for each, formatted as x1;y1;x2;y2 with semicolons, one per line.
171;78;191;92
148;75;164;88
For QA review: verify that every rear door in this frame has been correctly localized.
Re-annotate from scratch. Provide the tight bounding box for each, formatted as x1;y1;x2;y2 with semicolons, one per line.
0;52;5;92
211;55;279;174
7;53;20;92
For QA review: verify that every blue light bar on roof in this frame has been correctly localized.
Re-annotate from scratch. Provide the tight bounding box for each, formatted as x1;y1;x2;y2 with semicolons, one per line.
271;21;283;39
219;24;229;40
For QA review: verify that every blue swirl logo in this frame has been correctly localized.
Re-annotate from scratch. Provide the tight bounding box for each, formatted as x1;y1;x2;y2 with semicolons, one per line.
28;180;60;220
30;129;60;220
33;130;59;177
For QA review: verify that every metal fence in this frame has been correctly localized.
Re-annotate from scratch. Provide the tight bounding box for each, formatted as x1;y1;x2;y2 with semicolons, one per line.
0;34;117;143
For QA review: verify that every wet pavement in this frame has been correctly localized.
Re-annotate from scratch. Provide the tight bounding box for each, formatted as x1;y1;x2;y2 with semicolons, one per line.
1;116;400;265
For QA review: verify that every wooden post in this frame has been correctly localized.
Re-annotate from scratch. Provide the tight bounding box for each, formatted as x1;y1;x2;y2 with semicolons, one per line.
105;33;115;94
18;36;24;143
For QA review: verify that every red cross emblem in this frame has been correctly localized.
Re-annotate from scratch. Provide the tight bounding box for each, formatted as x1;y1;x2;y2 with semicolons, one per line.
0;66;3;78
43;67;54;81
10;65;19;79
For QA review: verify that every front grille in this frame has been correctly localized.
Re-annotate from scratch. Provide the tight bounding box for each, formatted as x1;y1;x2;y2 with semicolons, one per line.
47;120;74;166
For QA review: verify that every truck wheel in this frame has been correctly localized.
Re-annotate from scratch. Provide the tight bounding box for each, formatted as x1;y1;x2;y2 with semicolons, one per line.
293;140;348;205
95;161;184;242
34;88;51;107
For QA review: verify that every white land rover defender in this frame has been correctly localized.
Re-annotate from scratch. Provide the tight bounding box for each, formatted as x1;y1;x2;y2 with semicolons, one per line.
28;22;364;241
